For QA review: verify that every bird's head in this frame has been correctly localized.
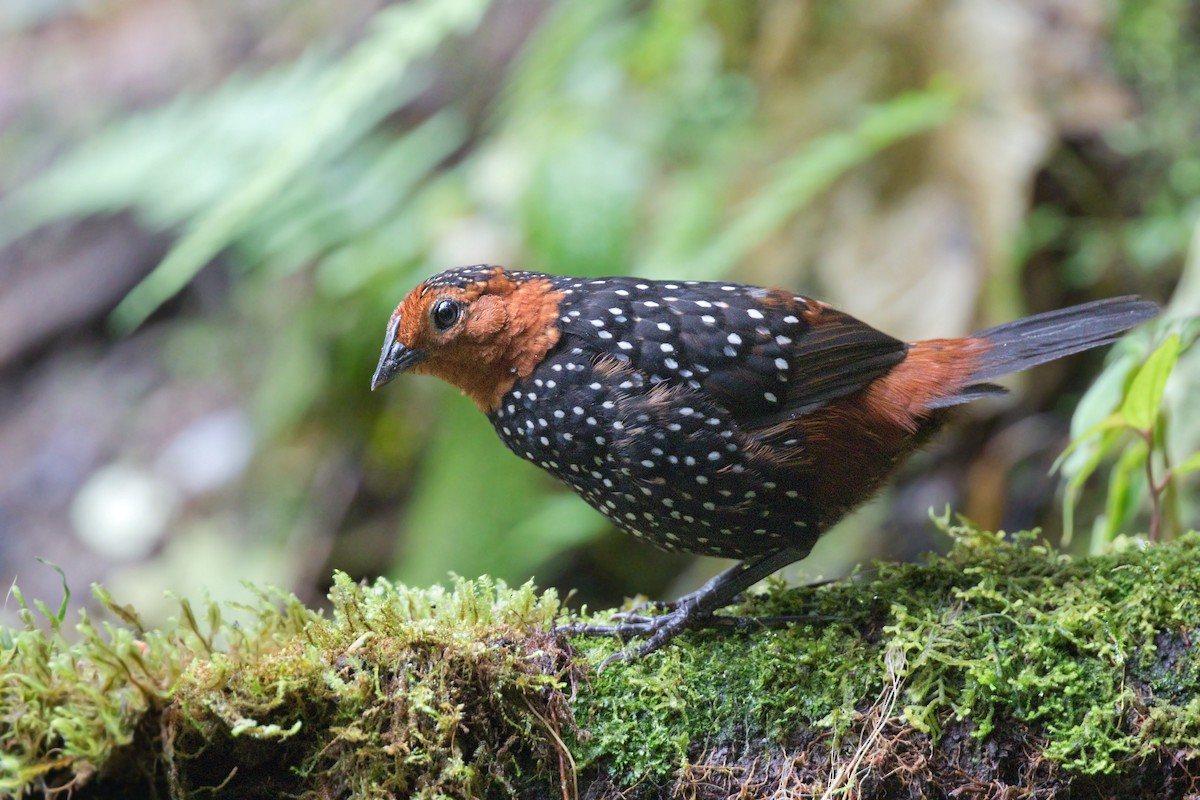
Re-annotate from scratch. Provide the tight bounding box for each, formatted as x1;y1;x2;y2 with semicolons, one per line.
371;265;563;411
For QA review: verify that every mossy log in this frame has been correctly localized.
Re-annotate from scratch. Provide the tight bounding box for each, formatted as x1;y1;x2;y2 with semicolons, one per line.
3;522;1200;799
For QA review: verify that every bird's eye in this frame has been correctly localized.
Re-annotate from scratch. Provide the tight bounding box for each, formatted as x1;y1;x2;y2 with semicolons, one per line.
431;298;461;331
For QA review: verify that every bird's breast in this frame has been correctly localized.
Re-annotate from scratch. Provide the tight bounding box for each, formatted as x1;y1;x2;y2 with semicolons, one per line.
487;343;821;559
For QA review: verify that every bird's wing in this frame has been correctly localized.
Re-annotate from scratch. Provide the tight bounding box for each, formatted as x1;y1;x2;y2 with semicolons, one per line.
559;279;907;428
676;296;908;428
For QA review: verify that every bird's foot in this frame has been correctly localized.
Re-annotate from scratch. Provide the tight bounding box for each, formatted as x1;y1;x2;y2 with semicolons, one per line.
560;604;824;668
606;589;749;623
558;548;826;666
560;602;705;666
604;596;682;625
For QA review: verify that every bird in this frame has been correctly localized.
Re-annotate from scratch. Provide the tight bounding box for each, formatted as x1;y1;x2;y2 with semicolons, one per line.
371;265;1158;658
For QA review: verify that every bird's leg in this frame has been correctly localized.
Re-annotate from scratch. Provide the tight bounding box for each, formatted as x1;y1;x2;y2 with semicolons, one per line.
562;546;810;660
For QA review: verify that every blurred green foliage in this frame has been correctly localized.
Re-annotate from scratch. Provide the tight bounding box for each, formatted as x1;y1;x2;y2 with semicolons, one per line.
2;0;1197;606
1021;0;1200;288
1;1;965;593
1058;324;1200;549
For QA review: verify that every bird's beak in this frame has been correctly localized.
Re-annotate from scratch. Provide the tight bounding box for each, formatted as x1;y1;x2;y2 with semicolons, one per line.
371;325;425;391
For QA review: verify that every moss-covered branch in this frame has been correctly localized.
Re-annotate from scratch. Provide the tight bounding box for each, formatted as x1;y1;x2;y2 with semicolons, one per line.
4;522;1200;798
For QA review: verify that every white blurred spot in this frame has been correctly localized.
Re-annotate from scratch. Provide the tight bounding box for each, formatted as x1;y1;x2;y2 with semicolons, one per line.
71;464;177;560
156;409;253;496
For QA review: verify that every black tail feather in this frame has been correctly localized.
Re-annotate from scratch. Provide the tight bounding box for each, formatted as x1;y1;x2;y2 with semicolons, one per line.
969;296;1159;383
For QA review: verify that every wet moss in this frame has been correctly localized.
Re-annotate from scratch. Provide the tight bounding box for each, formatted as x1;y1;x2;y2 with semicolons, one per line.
3;522;1199;798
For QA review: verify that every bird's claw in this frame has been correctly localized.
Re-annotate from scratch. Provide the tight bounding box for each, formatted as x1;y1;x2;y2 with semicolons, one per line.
559;608;834;667
557;603;700;662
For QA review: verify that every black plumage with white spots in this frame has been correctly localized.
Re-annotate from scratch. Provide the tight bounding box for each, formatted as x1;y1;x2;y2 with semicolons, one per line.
488;273;903;558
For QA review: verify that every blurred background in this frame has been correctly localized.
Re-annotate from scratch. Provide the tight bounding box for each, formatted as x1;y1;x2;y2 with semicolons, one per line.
1;0;1196;627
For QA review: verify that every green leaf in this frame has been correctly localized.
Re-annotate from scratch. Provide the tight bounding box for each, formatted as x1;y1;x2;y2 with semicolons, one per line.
1060;426;1123;547
1121;334;1181;431
1100;439;1149;545
1051;412;1128;475
1068;349;1140;440
1174;450;1200;476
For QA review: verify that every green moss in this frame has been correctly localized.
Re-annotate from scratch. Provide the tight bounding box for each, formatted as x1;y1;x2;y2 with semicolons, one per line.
567;520;1200;785
3;575;571;798
567;591;882;783
4;523;1200;797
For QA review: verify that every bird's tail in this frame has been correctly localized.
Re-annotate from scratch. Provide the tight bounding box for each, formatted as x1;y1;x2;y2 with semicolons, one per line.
925;296;1158;410
969;296;1159;381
